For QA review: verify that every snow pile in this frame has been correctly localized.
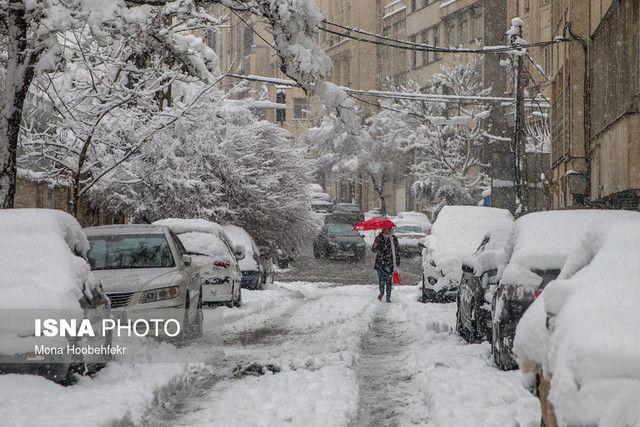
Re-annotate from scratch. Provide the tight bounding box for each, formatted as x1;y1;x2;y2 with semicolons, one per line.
515;213;640;426
427;206;514;290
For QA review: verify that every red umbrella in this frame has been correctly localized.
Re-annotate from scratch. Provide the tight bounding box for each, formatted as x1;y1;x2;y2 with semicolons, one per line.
353;218;397;231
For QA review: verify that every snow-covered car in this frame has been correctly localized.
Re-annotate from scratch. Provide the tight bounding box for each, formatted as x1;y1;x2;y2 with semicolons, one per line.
325;203;365;226
313;223;366;260
513;214;640;427
311;192;332;203
421;206;514;303
84;224;203;343
310;199;334;214
307;183;324;194
396;211;432;233
222;224;266;290
0;209;112;384
491;209;640;370
153;219;244;308
456;227;515;343
393;221;427;258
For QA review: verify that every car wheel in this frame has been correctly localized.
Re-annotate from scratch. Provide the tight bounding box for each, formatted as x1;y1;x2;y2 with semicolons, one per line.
313;245;322;258
455;298;471;342
191;291;204;339
234;286;242;307
175;295;194;346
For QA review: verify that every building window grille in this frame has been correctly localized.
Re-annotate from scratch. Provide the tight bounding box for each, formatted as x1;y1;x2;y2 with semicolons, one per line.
276;90;286;123
293;98;308;119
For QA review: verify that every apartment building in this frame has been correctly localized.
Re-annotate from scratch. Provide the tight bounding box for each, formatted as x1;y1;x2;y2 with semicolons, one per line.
549;0;640;210
204;6;312;137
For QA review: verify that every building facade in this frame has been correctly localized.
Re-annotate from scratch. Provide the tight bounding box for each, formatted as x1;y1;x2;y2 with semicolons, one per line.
549;0;640;210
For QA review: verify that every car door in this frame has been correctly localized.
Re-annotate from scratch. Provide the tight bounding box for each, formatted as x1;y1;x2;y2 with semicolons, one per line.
168;230;201;309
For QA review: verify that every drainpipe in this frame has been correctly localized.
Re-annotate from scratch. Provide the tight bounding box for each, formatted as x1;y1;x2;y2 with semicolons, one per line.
564;22;591;204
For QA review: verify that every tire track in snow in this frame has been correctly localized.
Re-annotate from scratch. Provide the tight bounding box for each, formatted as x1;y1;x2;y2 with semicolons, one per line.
354;304;432;427
135;296;314;427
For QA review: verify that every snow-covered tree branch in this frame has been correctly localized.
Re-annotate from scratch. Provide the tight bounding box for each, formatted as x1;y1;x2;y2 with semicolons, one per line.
1;0;337;209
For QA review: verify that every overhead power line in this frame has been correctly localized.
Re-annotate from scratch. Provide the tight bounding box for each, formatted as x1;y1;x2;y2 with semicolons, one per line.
320;20;569;55
226;73;550;107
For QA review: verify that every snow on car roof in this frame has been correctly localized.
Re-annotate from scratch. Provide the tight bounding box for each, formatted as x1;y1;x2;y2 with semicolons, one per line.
221;224;259;270
153;218;232;260
429;206;514;275
84;223;166;236
514;214;640;426
503;210;640;282
0;209;91;310
153;218;226;236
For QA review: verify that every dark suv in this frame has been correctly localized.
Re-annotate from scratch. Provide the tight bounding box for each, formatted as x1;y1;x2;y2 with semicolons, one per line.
313;224;366;260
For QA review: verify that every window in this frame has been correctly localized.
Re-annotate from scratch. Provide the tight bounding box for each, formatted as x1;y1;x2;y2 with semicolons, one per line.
543;46;550;76
276;90;286;123
433;25;442;60
47;188;55;209
243;23;254;52
409;34;417;68
422;29;430;64
293;98;308;119
459;15;468;45
446;20;455;48
473;9;483;41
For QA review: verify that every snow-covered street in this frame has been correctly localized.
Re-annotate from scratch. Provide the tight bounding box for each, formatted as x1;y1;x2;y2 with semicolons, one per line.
0;254;540;427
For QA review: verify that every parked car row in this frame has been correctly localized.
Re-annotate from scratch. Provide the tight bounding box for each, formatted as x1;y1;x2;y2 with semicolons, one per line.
513;216;640;427
421;204;640;408
0;209;280;384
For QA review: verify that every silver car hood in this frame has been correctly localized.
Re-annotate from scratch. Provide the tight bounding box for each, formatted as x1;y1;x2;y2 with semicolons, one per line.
92;268;180;293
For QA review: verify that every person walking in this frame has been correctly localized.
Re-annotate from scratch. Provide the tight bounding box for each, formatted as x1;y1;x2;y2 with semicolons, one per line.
372;227;400;303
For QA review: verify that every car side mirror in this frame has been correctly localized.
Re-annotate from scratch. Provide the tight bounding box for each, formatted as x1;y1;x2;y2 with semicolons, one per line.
418;242;426;249
461;264;474;274
234;246;246;261
182;254;192;266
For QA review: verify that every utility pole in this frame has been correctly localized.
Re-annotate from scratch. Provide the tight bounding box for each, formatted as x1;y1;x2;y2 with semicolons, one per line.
509;18;527;216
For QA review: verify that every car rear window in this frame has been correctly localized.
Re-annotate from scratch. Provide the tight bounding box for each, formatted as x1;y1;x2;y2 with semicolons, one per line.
87;234;175;269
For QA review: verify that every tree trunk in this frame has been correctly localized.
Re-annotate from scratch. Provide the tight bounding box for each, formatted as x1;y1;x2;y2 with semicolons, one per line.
0;2;38;208
368;172;387;217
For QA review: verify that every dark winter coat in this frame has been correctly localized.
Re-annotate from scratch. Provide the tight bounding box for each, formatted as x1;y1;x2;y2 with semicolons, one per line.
372;232;400;273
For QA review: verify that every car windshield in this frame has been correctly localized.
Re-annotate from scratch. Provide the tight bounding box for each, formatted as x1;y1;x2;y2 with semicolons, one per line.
327;225;361;236
395;226;422;233
87;234;174;270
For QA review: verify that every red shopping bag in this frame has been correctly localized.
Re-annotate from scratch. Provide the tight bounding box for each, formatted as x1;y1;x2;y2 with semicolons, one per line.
393;271;401;285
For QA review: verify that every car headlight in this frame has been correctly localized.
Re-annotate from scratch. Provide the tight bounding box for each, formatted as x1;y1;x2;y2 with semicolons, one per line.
328;241;340;247
139;286;180;304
